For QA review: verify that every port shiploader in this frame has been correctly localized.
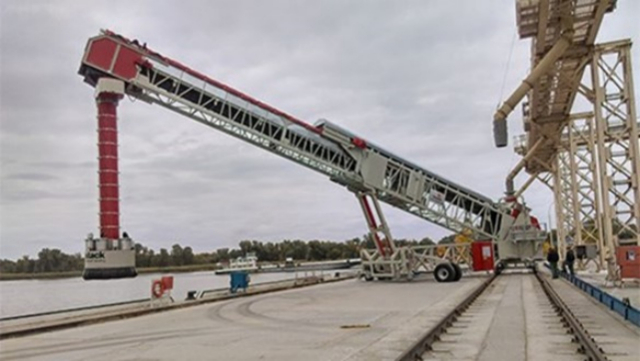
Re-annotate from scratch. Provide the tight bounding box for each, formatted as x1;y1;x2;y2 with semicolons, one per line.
78;30;545;281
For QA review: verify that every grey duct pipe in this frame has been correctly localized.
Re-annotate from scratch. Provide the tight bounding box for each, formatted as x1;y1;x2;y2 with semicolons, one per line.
505;137;545;195
494;31;574;148
513;174;538;199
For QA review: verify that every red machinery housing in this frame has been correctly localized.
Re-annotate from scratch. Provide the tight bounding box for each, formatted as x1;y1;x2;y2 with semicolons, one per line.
616;246;640;279
472;241;495;272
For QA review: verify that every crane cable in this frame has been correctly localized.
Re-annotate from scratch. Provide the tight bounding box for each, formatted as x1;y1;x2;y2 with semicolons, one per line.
497;31;517;110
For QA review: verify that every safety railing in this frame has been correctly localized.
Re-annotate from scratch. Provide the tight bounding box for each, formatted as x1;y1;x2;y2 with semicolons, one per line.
545;262;640;328
561;272;640;327
0;298;150;322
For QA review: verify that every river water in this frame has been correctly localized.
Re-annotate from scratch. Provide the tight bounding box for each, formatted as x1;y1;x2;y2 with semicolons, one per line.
0;270;328;319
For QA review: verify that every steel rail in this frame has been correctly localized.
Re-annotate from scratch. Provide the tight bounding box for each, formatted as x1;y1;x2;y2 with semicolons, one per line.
395;274;497;361
398;270;611;361
535;271;610;361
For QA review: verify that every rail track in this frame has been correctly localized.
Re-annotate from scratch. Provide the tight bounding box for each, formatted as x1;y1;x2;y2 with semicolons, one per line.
536;272;609;361
396;268;634;361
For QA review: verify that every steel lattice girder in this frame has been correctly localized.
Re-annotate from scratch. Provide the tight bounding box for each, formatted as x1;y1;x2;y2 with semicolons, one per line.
592;40;640;247
135;62;506;240
547;40;638;270
565;116;604;249
78;31;516;243
553;115;606;264
512;0;616;172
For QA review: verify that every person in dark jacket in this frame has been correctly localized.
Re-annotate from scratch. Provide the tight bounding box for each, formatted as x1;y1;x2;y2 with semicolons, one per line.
547;247;560;279
564;247;576;276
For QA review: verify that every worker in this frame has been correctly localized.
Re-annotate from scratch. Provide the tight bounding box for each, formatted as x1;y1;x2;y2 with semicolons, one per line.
542;239;551;256
564;246;575;276
547;247;560;279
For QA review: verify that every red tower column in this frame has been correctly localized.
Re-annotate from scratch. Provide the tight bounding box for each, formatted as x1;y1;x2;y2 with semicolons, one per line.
95;78;125;240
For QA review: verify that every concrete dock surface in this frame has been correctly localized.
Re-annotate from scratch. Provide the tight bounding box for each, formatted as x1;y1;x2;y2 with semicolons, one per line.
0;276;486;361
0;275;339;339
422;272;640;361
2;271;638;361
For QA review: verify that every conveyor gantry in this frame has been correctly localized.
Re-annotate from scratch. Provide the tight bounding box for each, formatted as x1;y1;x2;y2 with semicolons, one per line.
79;30;544;280
494;0;616;173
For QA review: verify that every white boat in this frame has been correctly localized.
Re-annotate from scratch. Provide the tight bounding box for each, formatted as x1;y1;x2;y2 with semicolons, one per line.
215;253;259;275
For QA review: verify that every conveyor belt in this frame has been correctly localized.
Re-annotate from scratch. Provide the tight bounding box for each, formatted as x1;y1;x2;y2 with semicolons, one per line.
78;31;513;240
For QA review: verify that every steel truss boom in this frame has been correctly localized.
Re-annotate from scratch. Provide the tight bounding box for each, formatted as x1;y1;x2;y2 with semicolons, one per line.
78;30;515;242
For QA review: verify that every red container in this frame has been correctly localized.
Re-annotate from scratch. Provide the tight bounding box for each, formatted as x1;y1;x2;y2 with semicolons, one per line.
472;241;494;271
616;246;640;279
161;276;174;290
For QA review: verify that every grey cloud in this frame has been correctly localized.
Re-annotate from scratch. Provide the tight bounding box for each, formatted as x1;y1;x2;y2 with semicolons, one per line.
0;0;637;259
4;172;58;181
26;161;95;170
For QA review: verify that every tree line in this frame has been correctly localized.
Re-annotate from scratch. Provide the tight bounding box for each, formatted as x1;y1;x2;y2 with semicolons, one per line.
0;236;437;274
4;216;634;274
0;248;85;274
127;235;436;267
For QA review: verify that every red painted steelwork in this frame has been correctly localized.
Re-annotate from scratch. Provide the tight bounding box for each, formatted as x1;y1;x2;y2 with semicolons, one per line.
96;30;321;134
351;137;367;149
85;38;117;72
471;241;495;271
85;37;142;81
360;194;387;257
96;91;123;239
530;216;541;229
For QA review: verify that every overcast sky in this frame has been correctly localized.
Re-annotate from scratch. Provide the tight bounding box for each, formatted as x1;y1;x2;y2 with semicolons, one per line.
1;1;638;260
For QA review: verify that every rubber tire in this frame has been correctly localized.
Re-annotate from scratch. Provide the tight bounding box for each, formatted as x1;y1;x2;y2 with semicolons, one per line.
362;272;374;282
451;263;462;282
494;262;504;275
434;263;455;283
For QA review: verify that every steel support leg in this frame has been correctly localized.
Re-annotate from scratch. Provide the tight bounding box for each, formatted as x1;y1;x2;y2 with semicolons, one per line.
355;192;395;258
592;40;640;264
